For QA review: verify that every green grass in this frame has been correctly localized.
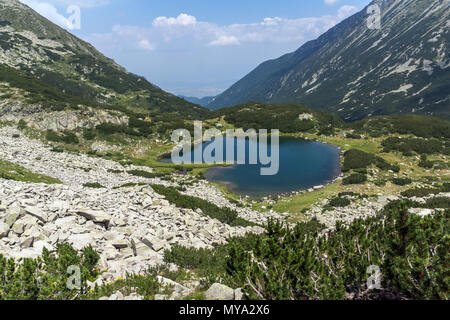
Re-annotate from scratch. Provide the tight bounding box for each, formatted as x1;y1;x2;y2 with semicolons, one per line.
136;143;230;170
262;181;341;222
0;159;62;184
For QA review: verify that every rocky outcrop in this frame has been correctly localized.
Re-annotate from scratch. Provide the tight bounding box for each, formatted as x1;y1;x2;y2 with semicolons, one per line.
0;102;128;132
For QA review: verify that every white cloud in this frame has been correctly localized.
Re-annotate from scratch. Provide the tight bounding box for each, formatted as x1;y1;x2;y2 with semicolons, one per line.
324;0;340;5
19;0;109;30
208;35;240;47
20;0;75;29
153;13;197;27
84;6;363;97
138;39;155;51
107;7;357;51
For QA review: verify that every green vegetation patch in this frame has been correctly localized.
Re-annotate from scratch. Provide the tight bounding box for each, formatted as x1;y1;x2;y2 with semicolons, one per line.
350;115;450;139
391;177;412;186
46;130;79;145
150;184;255;227
209;102;343;134
83;182;105;189
0;159;61;184
381;137;444;155
225;201;449;300
342;173;367;185
328;197;351;207
0;243;99;300
342;149;399;172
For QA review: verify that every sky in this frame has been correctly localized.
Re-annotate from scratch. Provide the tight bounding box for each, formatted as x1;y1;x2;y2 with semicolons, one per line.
20;0;372;98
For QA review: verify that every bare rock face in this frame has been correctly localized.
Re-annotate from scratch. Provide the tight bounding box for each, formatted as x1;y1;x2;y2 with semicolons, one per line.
0;103;128;133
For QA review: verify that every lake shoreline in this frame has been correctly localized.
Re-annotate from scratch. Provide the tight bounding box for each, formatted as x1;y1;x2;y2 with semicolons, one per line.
160;136;343;200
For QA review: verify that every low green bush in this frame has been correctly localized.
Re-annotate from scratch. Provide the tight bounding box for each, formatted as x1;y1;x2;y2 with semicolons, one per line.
342;173;367;185
150;184;255;227
83;128;97;141
419;160;434;169
0;243;99;300
329;197;351;207
391;178;412;186
225;201;449;300
83;182;105;189
424;197;450;209
45;130;79;145
382;137;443;155
401;188;439;198
127;170;158;179
342;149;398;172
442;183;450;192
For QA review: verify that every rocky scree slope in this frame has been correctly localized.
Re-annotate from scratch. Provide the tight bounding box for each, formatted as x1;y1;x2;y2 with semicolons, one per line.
0;126;272;285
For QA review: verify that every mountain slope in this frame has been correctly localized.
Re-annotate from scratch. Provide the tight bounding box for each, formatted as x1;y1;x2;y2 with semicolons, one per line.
208;0;450;120
179;95;215;107
0;0;206;118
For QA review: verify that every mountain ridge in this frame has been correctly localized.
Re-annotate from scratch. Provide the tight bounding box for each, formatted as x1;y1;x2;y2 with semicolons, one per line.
0;0;207;119
208;0;450;120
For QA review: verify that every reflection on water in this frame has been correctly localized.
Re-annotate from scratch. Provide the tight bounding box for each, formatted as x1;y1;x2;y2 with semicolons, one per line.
164;137;341;198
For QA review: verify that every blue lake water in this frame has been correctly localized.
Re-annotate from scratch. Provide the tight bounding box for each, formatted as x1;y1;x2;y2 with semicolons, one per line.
166;137;341;198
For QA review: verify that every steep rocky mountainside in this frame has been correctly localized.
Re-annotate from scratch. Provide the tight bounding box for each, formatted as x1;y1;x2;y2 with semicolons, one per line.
208;0;450;120
0;0;206;118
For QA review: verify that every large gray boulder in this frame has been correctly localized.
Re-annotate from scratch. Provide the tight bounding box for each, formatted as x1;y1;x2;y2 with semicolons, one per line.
4;207;24;227
76;209;111;228
205;283;235;300
24;206;48;223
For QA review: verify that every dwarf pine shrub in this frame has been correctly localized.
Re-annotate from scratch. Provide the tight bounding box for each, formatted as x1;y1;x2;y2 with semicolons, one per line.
0;243;99;300
225;201;449;300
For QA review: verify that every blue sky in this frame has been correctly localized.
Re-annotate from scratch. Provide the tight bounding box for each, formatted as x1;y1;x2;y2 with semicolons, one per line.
21;0;372;97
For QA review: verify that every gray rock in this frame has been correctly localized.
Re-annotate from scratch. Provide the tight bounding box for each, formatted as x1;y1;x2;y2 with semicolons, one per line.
12;221;24;235
409;208;434;217
76;209;111;228
68;233;94;250
33;240;55;253
234;288;244;300
157;276;190;293
141;236;166;252
24;206;48;223
5;207;24;227
205;283;235;300
124;293;144;300
108;294;118;300
20;236;34;248
0;221;10;238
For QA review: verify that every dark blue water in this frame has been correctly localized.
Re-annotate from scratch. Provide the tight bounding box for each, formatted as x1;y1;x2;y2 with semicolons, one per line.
167;137;341;198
